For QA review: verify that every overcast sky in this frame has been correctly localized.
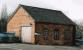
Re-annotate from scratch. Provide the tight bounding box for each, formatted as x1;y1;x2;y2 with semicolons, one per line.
0;0;83;22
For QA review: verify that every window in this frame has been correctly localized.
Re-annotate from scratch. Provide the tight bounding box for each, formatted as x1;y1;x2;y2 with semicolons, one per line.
54;29;59;40
43;28;48;40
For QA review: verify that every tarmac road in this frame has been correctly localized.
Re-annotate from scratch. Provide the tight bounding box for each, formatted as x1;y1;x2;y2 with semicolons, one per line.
0;43;81;50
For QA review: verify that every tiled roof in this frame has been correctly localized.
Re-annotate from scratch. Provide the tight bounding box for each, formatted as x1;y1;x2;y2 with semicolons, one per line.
21;5;75;25
8;4;75;25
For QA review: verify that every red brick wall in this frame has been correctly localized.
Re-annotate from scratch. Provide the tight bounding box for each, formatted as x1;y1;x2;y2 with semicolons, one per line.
35;23;73;45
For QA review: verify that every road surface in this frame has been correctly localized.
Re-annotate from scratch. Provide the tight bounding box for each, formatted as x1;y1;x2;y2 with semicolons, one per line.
0;43;81;50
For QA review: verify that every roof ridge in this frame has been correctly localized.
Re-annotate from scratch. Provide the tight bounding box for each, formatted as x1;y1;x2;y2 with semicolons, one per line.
20;4;61;12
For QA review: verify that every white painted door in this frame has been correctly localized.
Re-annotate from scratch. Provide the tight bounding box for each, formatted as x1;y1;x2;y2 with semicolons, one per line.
21;26;32;43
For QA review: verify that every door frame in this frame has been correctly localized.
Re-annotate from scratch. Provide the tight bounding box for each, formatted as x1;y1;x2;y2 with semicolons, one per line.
20;26;32;43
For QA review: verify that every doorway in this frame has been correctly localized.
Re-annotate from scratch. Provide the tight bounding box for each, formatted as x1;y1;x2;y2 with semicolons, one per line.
21;26;32;43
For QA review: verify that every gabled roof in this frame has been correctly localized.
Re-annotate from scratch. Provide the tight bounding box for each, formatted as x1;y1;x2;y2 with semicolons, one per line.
8;4;75;25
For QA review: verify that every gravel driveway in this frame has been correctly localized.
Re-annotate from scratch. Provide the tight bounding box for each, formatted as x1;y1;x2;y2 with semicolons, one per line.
0;43;81;50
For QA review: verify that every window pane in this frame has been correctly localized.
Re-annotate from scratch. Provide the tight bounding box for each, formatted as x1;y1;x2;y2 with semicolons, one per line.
54;30;59;40
44;29;48;40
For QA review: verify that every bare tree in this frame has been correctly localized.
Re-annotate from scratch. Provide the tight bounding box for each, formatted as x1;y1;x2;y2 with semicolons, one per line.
0;4;8;32
76;21;83;39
